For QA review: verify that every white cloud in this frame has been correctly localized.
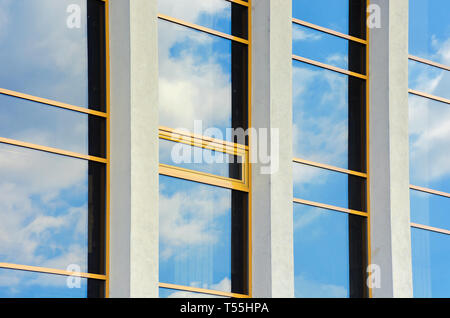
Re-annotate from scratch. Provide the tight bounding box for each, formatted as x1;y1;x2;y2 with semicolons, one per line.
295;274;348;298
292;27;322;42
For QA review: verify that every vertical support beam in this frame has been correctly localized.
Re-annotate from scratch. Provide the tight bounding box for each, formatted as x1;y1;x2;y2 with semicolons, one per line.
369;0;413;297
108;0;159;297
251;0;294;298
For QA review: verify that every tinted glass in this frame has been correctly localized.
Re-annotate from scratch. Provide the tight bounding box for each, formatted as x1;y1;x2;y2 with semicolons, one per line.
159;175;247;294
159;287;226;298
0;144;106;274
410;190;450;231
409;94;450;193
292;0;366;39
411;228;450;297
292;23;365;74
158;0;248;39
0;94;106;157
160;138;242;180
409;60;450;100
293;163;366;211
0;0;106;110
0;268;104;298
409;0;450;64
292;60;366;171
293;203;366;298
158;20;248;142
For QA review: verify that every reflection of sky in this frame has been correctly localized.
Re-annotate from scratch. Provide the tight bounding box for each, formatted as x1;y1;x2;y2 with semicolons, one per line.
159;287;225;298
293;203;351;298
159;175;232;293
411;228;450;298
410;190;450;231
409;60;450;100
0;0;89;107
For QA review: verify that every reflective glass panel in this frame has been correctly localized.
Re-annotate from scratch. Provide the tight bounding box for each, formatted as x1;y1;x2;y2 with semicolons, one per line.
158;0;248;39
409;0;450;64
159;287;226;298
0;0;106;110
292;0;366;39
159;175;247;294
292;24;365;74
293;163;366;211
411;228;450;298
158;20;248;143
409;94;450;193
292;60;366;171
159;139;242;180
409;60;450;100
0;144;106;274
410;190;450;231
0;269;104;298
0;94;106;157
293;203;366;298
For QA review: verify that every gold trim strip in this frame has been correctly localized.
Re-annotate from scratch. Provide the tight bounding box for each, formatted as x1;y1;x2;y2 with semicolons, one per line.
292;18;367;45
159;283;250;298
409;55;450;72
410;185;450;199
293;157;367;178
225;0;249;7
411;223;450;236
0;263;107;280
292;54;367;80
408;89;450;105
293;198;368;217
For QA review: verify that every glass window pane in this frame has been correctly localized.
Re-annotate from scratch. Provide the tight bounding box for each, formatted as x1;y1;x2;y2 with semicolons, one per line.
159;175;247;294
0;94;106;157
409;60;450;100
409;0;450;64
158;20;248;143
292;61;366;171
160;139;242;180
409;94;450;193
158;0;248;39
292;24;365;74
0;144;106;274
292;0;366;39
293;203;366;298
410;190;450;231
0;0;106;110
411;228;450;298
159;287;226;298
293;163;366;211
0;268;104;298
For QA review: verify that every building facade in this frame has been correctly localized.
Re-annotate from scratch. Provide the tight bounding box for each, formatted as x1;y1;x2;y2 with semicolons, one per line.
0;0;448;298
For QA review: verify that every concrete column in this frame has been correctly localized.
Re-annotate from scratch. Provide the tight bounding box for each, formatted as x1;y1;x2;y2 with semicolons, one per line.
251;0;294;298
108;0;159;298
369;0;413;298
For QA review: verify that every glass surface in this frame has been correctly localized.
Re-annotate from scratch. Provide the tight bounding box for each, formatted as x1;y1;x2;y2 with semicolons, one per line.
158;0;248;39
293;163;366;211
409;0;450;64
159;139;242;180
409;94;450;193
292;60;366;171
159;175;247;294
292;24;365;74
159;287;226;298
293;203;366;298
158;20;248;143
292;0;366;39
0;269;104;298
409;60;450;100
0;0;106;110
411;227;450;298
410;190;450;231
0;144;106;274
0;94;106;157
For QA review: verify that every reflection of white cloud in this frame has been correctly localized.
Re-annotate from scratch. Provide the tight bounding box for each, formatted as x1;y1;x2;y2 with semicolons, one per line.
158;0;229;23
292;27;322;41
295;274;347;298
164;277;231;297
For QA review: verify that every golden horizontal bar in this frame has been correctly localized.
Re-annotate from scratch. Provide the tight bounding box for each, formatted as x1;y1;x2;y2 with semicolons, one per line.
159;282;250;298
0;263;107;280
159;164;249;192
293;198;368;217
292;54;367;80
409;55;450;72
408;89;450;105
225;0;249;7
158;14;249;45
411;223;450;236
292;18;367;45
293;157;367;178
0;88;107;118
0;136;107;164
410;185;450;199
